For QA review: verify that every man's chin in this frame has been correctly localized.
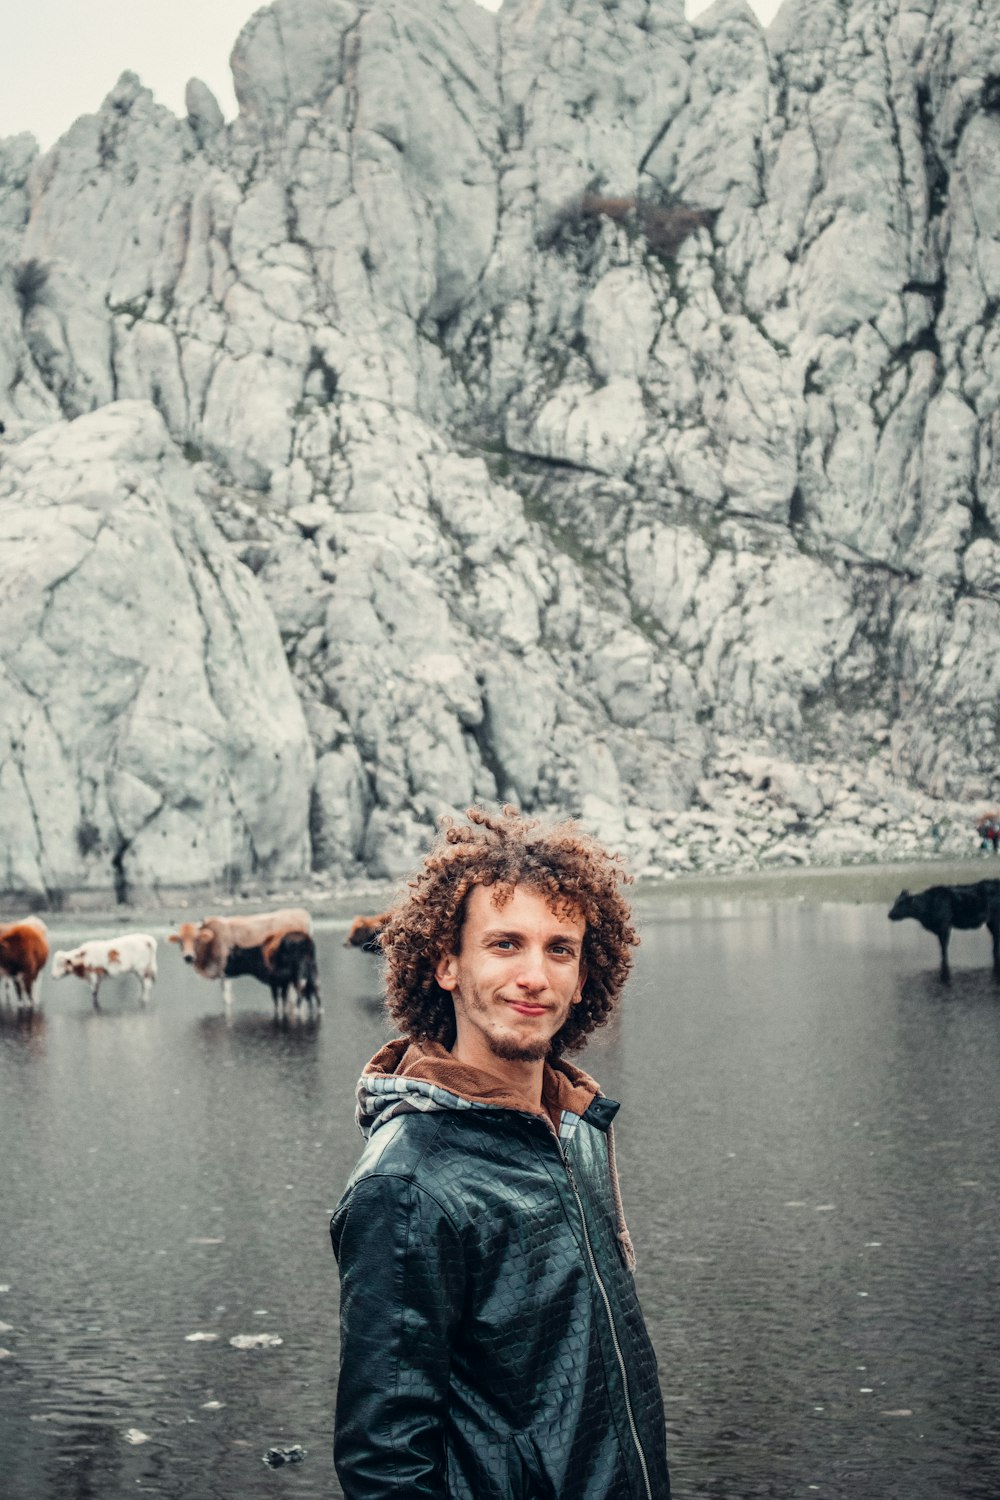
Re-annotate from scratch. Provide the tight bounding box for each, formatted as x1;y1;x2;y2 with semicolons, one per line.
486;1032;551;1064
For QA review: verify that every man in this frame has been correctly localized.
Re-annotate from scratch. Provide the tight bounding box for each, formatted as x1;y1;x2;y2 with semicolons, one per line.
330;805;671;1499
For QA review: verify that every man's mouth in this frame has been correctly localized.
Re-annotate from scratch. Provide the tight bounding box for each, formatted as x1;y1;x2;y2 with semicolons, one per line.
505;1000;549;1016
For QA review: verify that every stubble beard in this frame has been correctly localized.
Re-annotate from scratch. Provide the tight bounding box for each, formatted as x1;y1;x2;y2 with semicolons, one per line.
486;1031;551;1064
460;980;557;1064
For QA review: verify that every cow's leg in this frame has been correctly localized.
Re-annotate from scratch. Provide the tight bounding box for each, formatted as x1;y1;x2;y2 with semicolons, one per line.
221;977;233;1006
937;927;951;982
90;974;102;1008
989;913;1000;980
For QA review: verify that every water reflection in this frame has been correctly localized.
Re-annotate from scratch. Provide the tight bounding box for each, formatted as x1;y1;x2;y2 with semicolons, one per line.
0;1001;48;1055
353;990;388;1020
196;1009;323;1044
0;903;998;1498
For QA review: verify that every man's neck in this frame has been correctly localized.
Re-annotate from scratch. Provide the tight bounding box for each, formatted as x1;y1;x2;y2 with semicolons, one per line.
449;1035;546;1112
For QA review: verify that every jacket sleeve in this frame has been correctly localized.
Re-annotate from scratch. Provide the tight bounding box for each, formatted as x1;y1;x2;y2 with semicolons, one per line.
331;1171;466;1500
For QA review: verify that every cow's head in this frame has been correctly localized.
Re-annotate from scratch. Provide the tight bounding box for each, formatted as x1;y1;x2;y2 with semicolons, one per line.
345;913;389;950
170;921;226;977
194;924;226;977
51;950;73;979
888;890;913;922
169;923;201;963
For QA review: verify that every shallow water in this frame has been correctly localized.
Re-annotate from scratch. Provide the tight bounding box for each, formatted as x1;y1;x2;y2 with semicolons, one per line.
0;892;998;1499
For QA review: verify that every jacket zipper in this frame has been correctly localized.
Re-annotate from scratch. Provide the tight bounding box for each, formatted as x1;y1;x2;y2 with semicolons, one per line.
559;1143;654;1500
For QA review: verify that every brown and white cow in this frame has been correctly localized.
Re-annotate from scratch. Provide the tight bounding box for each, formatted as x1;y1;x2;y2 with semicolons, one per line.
51;933;158;1006
0;917;50;1007
169;908;313;1005
344;911;391;951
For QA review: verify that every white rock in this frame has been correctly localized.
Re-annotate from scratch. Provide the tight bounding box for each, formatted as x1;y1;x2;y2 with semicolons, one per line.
1;0;999;891
0;402;312;896
583;269;660;382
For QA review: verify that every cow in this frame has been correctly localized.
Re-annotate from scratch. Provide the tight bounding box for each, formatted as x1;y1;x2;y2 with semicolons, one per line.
169;908;313;1005
0;918;50;1007
345;911;391;952
226;930;321;1014
51;933;158;1007
888;880;1000;981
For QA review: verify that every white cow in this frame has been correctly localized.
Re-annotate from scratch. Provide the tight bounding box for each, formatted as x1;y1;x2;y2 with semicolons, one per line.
51;933;158;1006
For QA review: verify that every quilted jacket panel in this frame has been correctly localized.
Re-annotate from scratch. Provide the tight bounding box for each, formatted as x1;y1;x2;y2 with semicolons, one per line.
331;1096;671;1500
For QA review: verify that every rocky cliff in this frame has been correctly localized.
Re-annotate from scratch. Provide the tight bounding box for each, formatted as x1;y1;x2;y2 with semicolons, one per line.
1;0;999;901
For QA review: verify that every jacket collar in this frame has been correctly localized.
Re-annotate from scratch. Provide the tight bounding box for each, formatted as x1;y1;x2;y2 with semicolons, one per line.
356;1036;605;1140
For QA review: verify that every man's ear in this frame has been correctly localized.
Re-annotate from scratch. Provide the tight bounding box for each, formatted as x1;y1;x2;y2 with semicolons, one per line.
572;964;588;1004
435;953;459;992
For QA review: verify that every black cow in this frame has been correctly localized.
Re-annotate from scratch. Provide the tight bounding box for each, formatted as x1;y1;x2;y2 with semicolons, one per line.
225;930;321;1013
888;880;1000;981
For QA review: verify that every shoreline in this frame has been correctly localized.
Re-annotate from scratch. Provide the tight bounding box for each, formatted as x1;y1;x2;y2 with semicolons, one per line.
12;851;1000;930
633;852;999;907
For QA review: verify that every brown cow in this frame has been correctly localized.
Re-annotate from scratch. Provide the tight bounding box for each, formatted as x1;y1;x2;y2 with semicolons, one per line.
169;908;312;1005
345;911;391;951
0;917;50;1007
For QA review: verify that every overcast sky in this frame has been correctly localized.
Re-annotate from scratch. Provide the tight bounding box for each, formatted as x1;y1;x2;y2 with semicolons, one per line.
1;0;784;152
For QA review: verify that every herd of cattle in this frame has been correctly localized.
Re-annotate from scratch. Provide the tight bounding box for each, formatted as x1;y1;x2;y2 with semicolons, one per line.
3;882;999;1005
0;907;392;1013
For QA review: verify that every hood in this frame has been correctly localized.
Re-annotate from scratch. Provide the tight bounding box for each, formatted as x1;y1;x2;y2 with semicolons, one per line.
354;1036;637;1273
356;1036;608;1143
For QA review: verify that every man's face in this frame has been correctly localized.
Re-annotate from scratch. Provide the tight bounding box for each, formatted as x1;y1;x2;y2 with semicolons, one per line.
435;883;587;1067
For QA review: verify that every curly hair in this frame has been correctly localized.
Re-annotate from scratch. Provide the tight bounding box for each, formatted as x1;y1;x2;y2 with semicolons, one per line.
379;805;639;1056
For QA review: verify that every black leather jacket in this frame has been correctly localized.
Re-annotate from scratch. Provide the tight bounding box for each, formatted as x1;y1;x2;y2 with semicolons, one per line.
330;1040;670;1499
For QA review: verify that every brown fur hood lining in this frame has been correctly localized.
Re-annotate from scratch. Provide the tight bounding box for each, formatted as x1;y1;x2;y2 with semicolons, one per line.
356;1036;602;1137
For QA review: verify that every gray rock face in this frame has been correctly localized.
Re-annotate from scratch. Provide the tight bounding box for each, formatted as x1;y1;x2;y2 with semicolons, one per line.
0;402;312;900
1;0;999;897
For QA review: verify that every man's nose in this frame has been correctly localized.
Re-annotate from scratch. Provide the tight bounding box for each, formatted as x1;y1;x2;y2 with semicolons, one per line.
514;950;548;992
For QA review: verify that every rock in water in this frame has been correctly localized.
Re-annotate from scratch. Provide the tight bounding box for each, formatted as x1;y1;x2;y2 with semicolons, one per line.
263;1444;306;1467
